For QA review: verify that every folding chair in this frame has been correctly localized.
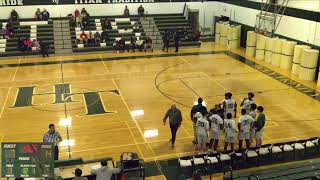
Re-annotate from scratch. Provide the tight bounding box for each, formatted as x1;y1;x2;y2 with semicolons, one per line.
293;139;307;160
206;152;221;173
219;150;233;171
258;144;272;166
282;140;295;162
270;142;284;163
231;149;245;170
245;147;259;167
178;156;193;178
305;137;319;158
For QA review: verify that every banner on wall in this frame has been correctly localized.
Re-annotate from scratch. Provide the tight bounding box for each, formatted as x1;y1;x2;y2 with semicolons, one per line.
0;0;186;6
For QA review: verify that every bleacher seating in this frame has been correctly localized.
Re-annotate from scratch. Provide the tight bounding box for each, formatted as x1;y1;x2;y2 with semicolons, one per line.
0;19;55;57
153;14;201;47
71;16;146;53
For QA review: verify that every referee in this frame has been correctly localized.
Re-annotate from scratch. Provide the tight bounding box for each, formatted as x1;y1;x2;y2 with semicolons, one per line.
163;104;182;148
43;124;62;160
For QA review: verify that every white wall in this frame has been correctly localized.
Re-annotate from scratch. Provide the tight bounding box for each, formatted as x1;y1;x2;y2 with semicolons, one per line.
278;0;320;12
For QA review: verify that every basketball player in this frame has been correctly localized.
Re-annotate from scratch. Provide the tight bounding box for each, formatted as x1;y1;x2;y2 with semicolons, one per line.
208;110;224;153
238;109;254;150
240;92;255;114
190;98;207;144
248;103;257;143
221;92;237;118
194;112;209;154
224;113;237;151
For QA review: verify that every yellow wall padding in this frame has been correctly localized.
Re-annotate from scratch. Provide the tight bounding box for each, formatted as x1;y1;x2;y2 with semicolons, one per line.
227;25;241;50
280;41;297;70
264;36;272;63
255;34;266;61
292;45;311;75
215;22;222;44
271;38;285;67
220;23;229;46
299;49;319;81
246;31;257;57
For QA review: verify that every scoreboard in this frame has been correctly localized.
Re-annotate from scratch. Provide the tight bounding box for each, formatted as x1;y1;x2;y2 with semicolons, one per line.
1;142;54;178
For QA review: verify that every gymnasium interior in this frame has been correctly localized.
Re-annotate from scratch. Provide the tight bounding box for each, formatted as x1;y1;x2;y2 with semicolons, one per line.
0;0;320;179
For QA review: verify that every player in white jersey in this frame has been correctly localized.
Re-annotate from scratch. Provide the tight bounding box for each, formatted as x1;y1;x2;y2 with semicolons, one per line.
238;108;254;150
194;112;209;154
220;92;237;118
240;92;255;114
208;110;224;153
224;113;237;151
248;103;257;143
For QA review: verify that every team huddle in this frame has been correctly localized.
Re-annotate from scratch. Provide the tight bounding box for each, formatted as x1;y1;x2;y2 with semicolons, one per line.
191;93;266;154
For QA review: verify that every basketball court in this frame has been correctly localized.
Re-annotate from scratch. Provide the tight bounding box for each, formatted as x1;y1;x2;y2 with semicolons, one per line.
0;42;319;169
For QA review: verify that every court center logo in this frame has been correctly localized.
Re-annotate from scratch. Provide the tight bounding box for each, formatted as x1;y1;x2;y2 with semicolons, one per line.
12;84;119;115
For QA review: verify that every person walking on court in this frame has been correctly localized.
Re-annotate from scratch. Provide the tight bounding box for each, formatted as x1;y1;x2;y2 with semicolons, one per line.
163;104;182;148
43;124;62;160
190;97;207;144
162;30;169;52
174;30;180;52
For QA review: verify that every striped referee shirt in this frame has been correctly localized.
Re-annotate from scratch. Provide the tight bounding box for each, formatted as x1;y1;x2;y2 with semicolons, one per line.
43;131;62;146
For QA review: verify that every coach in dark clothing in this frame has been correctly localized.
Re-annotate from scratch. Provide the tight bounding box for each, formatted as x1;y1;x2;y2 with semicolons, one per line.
174;30;180;52
190;98;207;144
138;5;145;17
101;29;109;43
163;104;182;148
162;30;169;52
39;41;49;57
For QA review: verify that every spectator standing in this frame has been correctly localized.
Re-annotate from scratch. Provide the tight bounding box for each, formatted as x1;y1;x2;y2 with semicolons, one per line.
124;6;130;17
174;30;180;53
35;8;42;21
91;160;121;180
103;19;111;29
162;30;169;52
195;31;201;41
10;9;19;22
72;168;88;180
81;8;89;18
138;5;145;17
43;124;62;160
75;9;80;18
76;16;83;29
163;104;182;148
94;31;101;45
144;36;153;52
39;40;49;57
17;37;25;52
42;9;50;21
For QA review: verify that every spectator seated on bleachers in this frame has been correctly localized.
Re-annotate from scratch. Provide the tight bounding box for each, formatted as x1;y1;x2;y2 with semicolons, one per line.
136;37;145;51
73;168;88;180
32;39;40;51
124;6;130;17
39;40;49;57
101;29;109;43
35;8;42;21
87;31;94;46
132;21;139;30
103;19;111;30
42;9;50;21
79;31;88;44
68;14;76;27
76;16;83;29
144;36;153;52
138;5;145;17
113;39;121;53
2;27;12;39
10;9;19;22
23;37;32;52
94;31;101;45
17;37;25;52
194;30;201;41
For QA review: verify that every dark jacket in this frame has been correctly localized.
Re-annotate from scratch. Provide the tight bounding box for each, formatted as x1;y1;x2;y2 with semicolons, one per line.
190;104;207;121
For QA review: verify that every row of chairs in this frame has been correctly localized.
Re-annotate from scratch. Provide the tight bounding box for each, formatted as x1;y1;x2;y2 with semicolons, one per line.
178;137;319;178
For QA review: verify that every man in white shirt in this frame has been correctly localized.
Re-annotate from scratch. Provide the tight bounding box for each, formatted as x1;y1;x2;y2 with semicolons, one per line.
208;110;223;153
194;112;209;154
224;113;237;151
238;109;254;150
91;160;121;180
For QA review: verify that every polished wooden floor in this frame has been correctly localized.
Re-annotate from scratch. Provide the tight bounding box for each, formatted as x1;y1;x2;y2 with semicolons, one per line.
0;42;320;165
